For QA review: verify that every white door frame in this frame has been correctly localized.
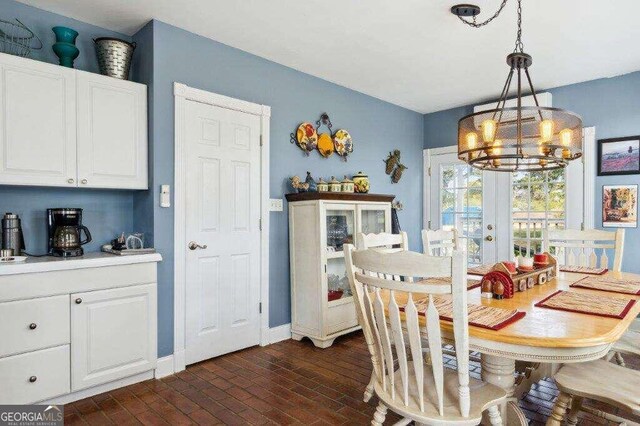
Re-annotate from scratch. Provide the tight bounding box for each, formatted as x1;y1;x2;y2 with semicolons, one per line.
423;126;596;255
173;82;270;373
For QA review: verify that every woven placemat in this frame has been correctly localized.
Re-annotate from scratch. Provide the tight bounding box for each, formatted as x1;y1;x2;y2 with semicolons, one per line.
421;277;482;291
560;265;608;275
535;290;636;319
407;295;525;331
468;264;494;276
570;276;640;295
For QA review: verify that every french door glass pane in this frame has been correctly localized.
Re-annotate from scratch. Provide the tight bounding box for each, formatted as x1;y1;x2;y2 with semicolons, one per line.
512;170;566;257
440;164;483;266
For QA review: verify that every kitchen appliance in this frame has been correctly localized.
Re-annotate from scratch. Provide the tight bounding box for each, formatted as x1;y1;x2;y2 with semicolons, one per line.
47;208;92;257
2;213;25;255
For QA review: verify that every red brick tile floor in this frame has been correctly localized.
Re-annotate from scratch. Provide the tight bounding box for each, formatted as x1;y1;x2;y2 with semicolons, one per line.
64;332;640;425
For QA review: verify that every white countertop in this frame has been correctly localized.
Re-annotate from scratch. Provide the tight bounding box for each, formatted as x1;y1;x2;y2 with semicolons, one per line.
0;252;162;276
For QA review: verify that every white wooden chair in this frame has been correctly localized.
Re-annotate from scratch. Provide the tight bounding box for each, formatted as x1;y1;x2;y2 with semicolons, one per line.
547;359;640;426
422;228;459;256
357;231;409;253
543;228;638;367
345;245;506;425
355;231;409;402
542;228;624;272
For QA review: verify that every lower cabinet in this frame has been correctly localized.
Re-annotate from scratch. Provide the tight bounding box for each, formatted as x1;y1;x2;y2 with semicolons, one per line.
71;284;157;391
0;346;70;404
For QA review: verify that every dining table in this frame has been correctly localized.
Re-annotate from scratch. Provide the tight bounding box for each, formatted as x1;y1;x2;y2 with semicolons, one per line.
386;269;640;426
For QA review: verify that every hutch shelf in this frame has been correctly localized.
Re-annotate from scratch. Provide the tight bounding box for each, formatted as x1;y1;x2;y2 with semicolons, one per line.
286;192;394;348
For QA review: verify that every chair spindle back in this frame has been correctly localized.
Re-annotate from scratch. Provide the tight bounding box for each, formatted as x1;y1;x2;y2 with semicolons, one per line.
543;228;624;272
345;246;471;418
422;229;459;256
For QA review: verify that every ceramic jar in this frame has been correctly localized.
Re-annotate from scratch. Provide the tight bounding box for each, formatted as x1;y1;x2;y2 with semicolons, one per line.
341;176;354;193
317;178;329;192
328;176;342;192
352;171;370;193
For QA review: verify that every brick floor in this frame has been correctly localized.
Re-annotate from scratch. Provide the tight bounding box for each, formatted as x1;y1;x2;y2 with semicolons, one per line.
64;332;640;425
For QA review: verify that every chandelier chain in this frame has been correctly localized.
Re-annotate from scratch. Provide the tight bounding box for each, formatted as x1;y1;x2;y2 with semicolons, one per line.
514;0;524;52
457;0;509;28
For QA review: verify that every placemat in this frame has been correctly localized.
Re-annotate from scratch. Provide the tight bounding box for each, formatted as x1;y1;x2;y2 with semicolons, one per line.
570;276;640;295
406;295;526;331
560;265;608;275
535;290;636;319
421;277;482;291
468;264;494;276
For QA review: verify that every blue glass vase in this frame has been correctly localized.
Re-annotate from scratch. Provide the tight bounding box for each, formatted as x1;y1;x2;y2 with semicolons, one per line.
52;26;79;68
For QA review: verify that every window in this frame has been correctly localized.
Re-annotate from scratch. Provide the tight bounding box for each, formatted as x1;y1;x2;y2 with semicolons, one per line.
440;164;483;265
512;169;566;257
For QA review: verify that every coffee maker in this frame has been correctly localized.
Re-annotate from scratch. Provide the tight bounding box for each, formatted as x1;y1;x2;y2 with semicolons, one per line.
47;208;92;257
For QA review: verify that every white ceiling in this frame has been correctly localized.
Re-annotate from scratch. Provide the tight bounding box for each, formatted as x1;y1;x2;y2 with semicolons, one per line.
18;0;640;113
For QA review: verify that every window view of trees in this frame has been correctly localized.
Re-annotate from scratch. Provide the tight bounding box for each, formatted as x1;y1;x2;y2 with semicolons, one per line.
512;169;566;256
440;165;483;265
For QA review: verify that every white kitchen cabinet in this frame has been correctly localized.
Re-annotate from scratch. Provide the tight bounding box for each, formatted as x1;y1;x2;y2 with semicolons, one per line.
0;53;77;187
286;192;393;348
0;253;161;405
76;71;148;189
71;283;156;391
0;52;148;190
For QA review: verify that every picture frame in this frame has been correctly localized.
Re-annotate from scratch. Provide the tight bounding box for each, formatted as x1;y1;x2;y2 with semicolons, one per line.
597;136;640;176
602;184;638;228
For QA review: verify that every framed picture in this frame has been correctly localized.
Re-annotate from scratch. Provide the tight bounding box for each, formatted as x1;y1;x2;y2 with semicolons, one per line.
598;136;640;176
602;184;638;228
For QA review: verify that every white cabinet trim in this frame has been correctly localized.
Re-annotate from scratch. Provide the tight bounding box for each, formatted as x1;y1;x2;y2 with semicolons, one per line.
173;82;271;373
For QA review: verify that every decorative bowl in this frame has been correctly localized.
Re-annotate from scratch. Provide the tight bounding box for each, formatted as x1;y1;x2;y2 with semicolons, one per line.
328;289;344;301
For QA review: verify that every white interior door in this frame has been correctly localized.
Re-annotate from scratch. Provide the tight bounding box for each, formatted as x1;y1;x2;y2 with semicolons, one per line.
185;100;262;365
427;150;499;265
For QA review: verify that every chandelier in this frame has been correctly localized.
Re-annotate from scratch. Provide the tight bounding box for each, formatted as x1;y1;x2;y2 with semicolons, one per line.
453;0;582;172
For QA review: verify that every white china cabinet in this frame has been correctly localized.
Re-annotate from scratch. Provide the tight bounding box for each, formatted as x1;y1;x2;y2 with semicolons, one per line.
287;192;394;348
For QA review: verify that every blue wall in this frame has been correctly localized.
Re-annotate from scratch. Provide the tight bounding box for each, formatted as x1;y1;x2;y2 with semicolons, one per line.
139;20;425;357
0;0;138;254
423;71;640;273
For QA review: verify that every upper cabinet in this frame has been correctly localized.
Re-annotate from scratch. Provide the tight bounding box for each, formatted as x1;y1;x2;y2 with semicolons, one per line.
0;53;148;190
76;71;147;189
0;53;77;187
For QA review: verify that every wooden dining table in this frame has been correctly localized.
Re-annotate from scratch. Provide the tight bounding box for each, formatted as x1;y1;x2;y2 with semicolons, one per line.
386;269;640;426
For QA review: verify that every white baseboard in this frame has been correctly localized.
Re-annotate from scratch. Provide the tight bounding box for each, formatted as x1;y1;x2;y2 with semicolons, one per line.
173;349;186;374
268;323;292;344
155;355;175;378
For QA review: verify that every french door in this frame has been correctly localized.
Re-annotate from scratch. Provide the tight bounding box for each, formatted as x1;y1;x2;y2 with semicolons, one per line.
426;147;584;264
427;150;500;265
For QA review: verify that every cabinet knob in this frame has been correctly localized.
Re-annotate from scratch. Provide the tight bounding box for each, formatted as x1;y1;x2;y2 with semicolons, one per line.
29;323;37;330
29;376;37;383
75;298;82;304
81;179;88;184
67;178;75;184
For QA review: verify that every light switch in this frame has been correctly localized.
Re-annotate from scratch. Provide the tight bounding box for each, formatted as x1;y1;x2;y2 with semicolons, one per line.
160;185;171;208
269;198;283;212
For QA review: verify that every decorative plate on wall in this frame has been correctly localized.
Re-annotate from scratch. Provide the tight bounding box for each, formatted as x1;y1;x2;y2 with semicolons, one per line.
317;133;334;157
333;129;353;161
291;122;318;155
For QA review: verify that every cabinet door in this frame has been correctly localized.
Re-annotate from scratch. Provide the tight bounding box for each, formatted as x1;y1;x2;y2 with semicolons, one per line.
357;204;391;235
71;284;157;391
0;53;77;186
76;71;148;189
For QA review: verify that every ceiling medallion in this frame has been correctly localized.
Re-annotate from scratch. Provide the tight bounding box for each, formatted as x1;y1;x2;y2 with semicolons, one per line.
453;0;583;172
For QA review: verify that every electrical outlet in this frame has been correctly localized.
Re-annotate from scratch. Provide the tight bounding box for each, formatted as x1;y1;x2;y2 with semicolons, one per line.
269;198;283;212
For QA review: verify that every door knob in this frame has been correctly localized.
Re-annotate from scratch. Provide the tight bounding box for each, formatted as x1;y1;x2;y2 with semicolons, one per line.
81;179;88;184
67;178;74;184
75;298;82;304
29;323;37;330
188;241;208;251
485;235;494;242
487;224;494;230
29;376;37;383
